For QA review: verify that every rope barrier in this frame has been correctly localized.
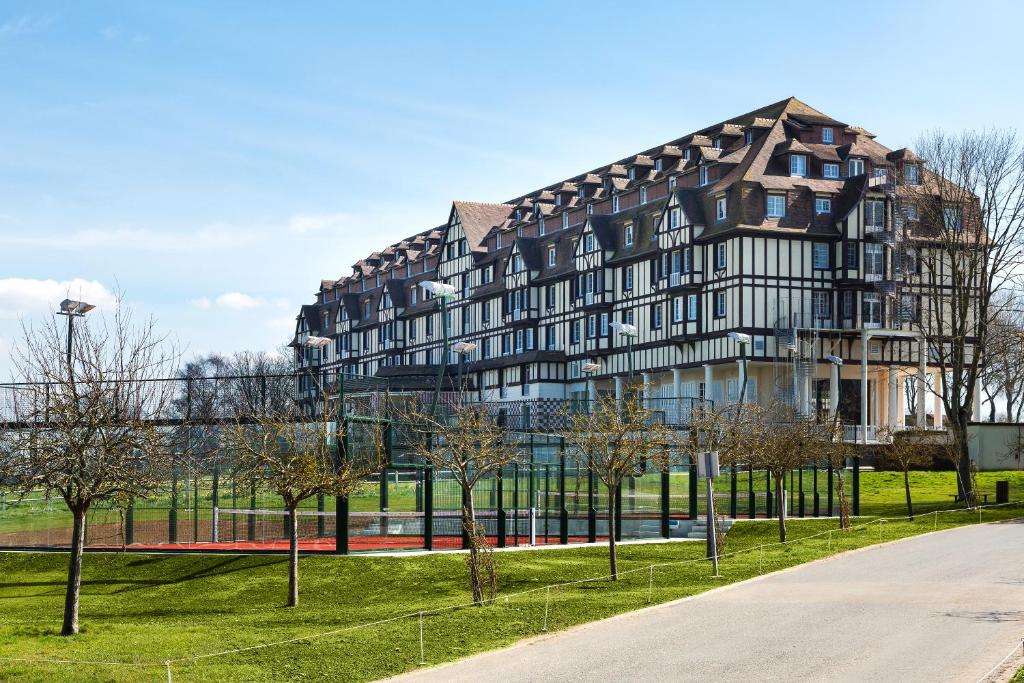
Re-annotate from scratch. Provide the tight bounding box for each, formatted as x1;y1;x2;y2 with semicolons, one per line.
2;498;1021;675
974;637;1024;683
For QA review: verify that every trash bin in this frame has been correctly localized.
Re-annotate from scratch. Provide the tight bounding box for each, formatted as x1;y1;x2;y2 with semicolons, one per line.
996;480;1009;504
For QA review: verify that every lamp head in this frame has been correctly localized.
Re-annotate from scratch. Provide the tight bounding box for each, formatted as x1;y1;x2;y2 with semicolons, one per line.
582;362;601;374
451;341;478;355
419;281;457;299
609;321;638;337
727;331;752;345
303;335;332;349
826;354;843;366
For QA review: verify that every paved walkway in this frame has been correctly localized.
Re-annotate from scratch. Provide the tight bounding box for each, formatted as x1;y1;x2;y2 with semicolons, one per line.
390;520;1024;682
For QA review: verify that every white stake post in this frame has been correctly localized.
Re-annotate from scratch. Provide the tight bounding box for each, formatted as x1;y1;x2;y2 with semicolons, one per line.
529;507;537;546
212;507;219;544
698;451;721;577
418;611;426;665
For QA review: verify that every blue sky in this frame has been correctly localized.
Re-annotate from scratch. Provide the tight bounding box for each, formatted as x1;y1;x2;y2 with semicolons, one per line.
1;0;1021;376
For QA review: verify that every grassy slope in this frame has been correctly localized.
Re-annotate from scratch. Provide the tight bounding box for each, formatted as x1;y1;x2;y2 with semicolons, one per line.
0;499;1021;682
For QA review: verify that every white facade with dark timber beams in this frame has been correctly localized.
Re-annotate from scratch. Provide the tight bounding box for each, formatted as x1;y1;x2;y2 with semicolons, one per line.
292;97;983;442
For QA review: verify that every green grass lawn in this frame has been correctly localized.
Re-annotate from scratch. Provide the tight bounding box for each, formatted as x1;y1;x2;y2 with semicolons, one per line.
0;500;1021;682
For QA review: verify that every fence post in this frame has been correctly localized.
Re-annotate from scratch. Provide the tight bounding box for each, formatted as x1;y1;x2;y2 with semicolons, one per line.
380;468;390;538
587;464;596;543
248;483;257;542
169;466;178;544
336;494;349;555
497;469;506;548
660;467;671;538
424;467;434;551
748;464;755;519
317;494;325;538
729;466;737;519
512;464;520;547
852;457;861;516
688;456;698;520
125;503;134;546
813;464;820;517
766;469;773;519
559;439;569;545
418;611;426;665
211;465;220;542
798;467;805;518
827;463;834;517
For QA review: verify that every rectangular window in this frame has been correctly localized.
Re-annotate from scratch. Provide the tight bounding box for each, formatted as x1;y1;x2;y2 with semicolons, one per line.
546;324;557;350
823;163;840;179
790;154;807;177
668;175;677;190
624;265;634;291
904;164;919;185
548;245;557;267
822;127;834;144
846;242;858;268
624;224;634;246
587;315;597;338
699;165;709;186
849;158;865;176
716;196;727;222
715;292;727;318
612;195;620;212
813;243;830;269
670;208;680;228
745;129;753;145
672;296;684;322
863;292;882;326
687;295;698;321
815;198;832;215
600;313;609;336
944;206;962;230
842;290;854;318
639;187;647;204
562;211;569;229
766;194;786;218
546;285;555;309
571;320;580;343
624;309;634;327
652;303;663;329
864;243;885;277
716;243;727;270
865;199;884;228
584;233;595;252
539;218;546;235
903;203;919;221
813;291;831;319
512;254;522;272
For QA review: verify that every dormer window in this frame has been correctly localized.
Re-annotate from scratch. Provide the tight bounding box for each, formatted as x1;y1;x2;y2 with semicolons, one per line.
363;300;371;318
745;129;753;145
512;254;523;272
624;224;634;246
612;194;620;213
822;127;834;144
548;245;557;267
561;211;569;229
849;158;865;176
495;232;503;249
699;164;709;186
670;208;680;228
515;208;522;221
555;194;561;206
815;197;832;215
668;175;676;190
823;163;840;179
628;167;636;180
639;186;647;204
713;137;722;149
539;218;546;235
790;154;808;177
586;203;594;215
716;196;727;222
944;206;962;230
578;186;585;199
904;163;920;185
584;233;595;252
654;158;663;172
410;287;418;305
683;149;691;161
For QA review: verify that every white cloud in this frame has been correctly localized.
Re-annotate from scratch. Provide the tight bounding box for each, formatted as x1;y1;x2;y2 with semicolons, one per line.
0;278;117;319
192;292;291;312
0;15;55;38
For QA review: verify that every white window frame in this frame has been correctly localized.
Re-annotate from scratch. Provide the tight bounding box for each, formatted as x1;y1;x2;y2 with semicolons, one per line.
813;243;829;269
716;196;727;222
823;163;840;179
653;304;663;329
624;224;634;246
562;211;569;229
822;127;834;144
539;218;546;235
548;245;557;267
815;197;832;215
766;194;786;218
624;265;634;291
699;164;709;186
687;294;698;321
865;199;885;228
716;243;727;270
672;296;684;323
715;291;727;318
670;208;680;228
904;163;919;185
639;186;647;204
612;194;620;213
790;154;807;177
848;158;865;176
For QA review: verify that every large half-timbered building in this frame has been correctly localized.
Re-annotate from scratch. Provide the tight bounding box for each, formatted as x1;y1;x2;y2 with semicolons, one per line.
293;97;981;442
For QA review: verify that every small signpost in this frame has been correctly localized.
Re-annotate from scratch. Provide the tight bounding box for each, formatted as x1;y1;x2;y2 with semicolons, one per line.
697;451;721;577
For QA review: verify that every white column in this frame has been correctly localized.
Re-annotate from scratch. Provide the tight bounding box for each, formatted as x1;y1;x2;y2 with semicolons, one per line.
586;378;597;402
973;379;983;421
861;331;870;445
614;376;624;402
887;366;898;428
829;361;840;421
896;371;906;428
917;342;927;428
703;364;713;407
736;359;747;404
933;372;943;429
672;368;683;398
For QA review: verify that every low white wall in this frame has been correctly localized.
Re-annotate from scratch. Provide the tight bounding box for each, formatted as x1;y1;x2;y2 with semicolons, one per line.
967;423;1024;472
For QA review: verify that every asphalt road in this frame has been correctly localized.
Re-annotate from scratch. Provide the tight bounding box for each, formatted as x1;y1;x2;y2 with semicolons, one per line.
389;520;1024;683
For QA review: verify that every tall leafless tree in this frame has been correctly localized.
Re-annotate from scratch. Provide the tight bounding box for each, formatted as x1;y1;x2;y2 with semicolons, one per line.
904;129;1024;504
563;389;673;580
2;300;177;635
979;297;1024;422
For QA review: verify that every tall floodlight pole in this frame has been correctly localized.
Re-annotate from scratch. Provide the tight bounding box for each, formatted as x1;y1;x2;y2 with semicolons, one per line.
451;341;478;404
420;281;457;417
56;299;96;379
727;331;752;414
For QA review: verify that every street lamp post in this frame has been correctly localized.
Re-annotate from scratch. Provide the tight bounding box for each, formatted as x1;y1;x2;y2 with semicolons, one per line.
451;341;477;403
609;321;639;382
727;331;752;409
56;299;95;378
419;281;457;417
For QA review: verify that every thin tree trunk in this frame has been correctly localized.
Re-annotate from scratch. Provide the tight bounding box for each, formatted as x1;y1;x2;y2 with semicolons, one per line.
835;469;850;530
903;468;915;520
953;420;976;505
607;483;617;581
464;494;483;604
62;506;86;636
287;506;299;607
775;476;787;543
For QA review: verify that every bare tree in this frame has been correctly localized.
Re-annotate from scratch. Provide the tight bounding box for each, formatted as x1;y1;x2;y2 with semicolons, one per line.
818;421;855;530
979;298;1024;422
3;301;177;635
563;389;673;580
224;386;383;607
746;404;822;543
904;129;1024;504
876;427;932;520
398;400;520;604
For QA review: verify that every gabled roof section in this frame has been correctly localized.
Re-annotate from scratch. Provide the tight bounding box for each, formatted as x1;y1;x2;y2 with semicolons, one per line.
452;201;513;252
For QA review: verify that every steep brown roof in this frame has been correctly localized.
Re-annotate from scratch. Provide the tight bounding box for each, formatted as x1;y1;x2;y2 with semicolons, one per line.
452;201;513;252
